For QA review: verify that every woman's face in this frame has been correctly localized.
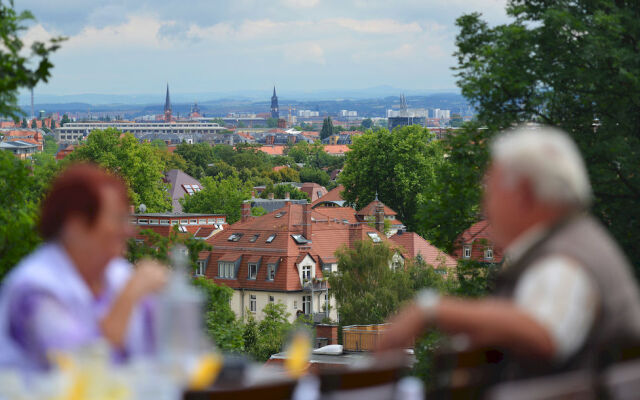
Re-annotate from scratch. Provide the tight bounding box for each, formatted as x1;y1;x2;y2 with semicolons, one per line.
84;186;134;264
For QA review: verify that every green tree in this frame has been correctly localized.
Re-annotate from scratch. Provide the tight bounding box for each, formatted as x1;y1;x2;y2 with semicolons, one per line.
251;206;267;217
266;118;279;128
339;126;444;231
0;151;40;278
268;166;300;183
360;118;373;130
259;183;310;201
69;128;171;212
417;123;489;252
181;173;252;223
320;117;334;140
21;119;27;128
449;113;463;127
150;139;168;150
192;277;245;352
243;302;292;362
50;119;56;130
299;167;330;186
328;240;413;326
175;142;215;179
0;1;64;119
60;114;70;126
43;134;57;156
454;1;640;272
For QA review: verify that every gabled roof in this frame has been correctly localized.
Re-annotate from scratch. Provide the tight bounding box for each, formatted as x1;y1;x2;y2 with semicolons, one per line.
203;203;400;292
458;220;493;244
356;199;397;216
299;182;328;202
311;185;345;208
165;169;202;213
389;232;457;268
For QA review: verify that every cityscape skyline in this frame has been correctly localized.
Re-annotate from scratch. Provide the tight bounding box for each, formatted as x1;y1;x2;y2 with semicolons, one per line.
16;0;510;99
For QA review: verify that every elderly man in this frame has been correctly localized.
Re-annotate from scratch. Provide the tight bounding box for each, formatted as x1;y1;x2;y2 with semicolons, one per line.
379;126;640;379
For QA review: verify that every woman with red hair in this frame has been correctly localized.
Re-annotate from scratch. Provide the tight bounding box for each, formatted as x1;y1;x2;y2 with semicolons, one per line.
0;163;167;375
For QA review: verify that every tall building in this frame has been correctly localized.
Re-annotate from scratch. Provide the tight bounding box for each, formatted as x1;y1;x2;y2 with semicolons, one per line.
164;84;172;122
387;94;425;132
271;86;279;119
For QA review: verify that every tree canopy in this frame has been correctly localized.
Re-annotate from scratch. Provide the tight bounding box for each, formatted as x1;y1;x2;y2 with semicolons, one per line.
68;128;171;212
0;1;64;119
339;125;445;232
454;1;640;272
181;173;252;224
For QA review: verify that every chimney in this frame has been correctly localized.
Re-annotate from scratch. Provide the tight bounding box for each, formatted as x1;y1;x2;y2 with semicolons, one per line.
375;199;385;235
303;202;312;240
129;204;135;214
268;192;275;200
241;201;251;222
284;192;290;200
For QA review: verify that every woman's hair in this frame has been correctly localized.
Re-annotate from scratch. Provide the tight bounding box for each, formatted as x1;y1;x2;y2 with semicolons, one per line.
40;163;130;240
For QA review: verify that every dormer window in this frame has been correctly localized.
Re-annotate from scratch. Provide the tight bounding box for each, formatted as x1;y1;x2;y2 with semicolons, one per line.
227;233;243;242
266;233;277;243
463;245;471;259
249;234;260;243
248;263;258;279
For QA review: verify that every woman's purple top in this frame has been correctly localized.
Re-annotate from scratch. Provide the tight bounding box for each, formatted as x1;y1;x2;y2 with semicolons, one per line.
0;243;155;375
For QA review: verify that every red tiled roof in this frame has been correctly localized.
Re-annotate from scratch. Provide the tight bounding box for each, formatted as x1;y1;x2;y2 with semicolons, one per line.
258;145;285;155
452;220;504;263
300;182;328;202
272;165;288;172
356;200;397;217
389;232;457;268
324;145;350;155
311;185;345;207
203;203;400;292
194;227;215;238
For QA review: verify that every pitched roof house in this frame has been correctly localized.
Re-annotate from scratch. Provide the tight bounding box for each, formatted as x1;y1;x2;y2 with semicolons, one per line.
452;220;504;264
202;203;401;322
164;169;203;213
389;232;457;270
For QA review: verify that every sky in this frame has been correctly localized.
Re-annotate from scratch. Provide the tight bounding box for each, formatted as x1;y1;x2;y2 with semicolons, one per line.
16;0;510;98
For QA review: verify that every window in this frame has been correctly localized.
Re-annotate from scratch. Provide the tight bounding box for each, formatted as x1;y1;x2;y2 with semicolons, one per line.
275;211;287;218
266;233;277;243
180;219;188;225
196;260;206;276
250;295;256;313
267;264;276;280
227;233;243;242
137;219;148;225
463;245;471;259
249;234;260;243
199;219;207;224
171;220;179;225
302;265;312;281
302;295;311;314
207;219;215;224
367;232;381;243
160;219;170;225
291;234;310;244
269;295;274;303
129;218;137;224
149;219;158;225
218;262;235;278
248;263;258;279
485;247;494;260
293;300;298;309
216;218;225;224
178;226;188;233
189;219;197;225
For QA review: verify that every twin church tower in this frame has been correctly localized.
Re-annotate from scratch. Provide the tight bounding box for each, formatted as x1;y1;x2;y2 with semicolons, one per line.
163;84;279;121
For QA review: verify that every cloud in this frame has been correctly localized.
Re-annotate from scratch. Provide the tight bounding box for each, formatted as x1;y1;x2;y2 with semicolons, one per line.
330;18;422;35
282;42;326;65
281;0;319;8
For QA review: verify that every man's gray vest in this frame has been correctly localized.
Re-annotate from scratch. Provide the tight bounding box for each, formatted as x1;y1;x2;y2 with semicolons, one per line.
493;213;640;378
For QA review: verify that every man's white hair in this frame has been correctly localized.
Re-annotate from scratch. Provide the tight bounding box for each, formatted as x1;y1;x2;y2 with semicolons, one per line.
490;125;592;208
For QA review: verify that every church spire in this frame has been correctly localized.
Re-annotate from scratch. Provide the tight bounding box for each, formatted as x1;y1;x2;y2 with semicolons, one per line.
271;85;279;119
164;83;172;121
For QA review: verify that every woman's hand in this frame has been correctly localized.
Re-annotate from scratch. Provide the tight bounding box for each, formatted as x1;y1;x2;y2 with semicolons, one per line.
130;259;169;299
